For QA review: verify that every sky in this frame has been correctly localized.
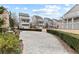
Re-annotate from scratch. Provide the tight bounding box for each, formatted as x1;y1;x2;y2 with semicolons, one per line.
0;4;75;19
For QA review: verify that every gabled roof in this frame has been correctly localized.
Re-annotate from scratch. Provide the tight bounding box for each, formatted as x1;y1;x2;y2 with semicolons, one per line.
63;4;79;19
32;15;43;19
19;13;29;17
64;5;76;16
44;17;51;21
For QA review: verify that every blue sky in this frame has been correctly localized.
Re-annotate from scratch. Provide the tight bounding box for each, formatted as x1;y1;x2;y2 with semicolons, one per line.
0;4;75;19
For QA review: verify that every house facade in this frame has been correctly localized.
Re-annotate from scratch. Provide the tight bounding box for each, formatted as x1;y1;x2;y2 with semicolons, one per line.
31;15;44;29
51;19;60;29
19;13;30;29
44;18;54;29
62;4;79;30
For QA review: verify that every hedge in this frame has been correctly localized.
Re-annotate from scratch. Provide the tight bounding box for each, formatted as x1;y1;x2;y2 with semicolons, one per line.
20;28;42;32
47;30;79;53
0;32;21;54
0;28;2;32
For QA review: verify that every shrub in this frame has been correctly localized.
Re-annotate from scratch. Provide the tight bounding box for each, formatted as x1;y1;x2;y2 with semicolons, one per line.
47;30;79;53
0;28;2;32
0;32;21;54
20;28;42;32
0;6;5;14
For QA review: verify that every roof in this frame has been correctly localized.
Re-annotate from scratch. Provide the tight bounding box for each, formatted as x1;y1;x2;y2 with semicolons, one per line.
44;17;51;20
19;13;29;17
44;17;54;23
32;15;43;19
63;4;79;19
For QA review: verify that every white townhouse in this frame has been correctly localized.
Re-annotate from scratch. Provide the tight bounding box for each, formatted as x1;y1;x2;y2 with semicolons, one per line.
52;19;60;29
44;18;54;29
19;13;30;29
62;4;79;30
31;15;44;29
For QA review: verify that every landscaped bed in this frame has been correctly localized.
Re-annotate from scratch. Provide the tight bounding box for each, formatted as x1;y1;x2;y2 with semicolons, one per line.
0;32;21;54
47;30;79;53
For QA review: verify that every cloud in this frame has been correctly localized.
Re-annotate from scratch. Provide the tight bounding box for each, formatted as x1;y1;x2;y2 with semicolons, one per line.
65;4;71;7
32;5;61;18
3;5;9;9
64;7;71;12
45;5;61;10
63;5;74;12
22;7;28;10
33;5;61;14
15;7;20;10
64;4;75;12
15;7;28;10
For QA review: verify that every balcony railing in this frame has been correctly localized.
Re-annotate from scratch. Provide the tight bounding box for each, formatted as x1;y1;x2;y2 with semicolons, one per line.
20;16;30;19
20;22;30;25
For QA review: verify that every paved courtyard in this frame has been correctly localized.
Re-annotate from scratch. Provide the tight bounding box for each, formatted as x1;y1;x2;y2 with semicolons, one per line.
20;31;75;54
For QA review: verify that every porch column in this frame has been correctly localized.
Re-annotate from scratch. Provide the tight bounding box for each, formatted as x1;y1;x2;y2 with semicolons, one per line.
66;18;68;29
62;19;65;29
61;18;64;29
61;20;63;29
71;18;74;29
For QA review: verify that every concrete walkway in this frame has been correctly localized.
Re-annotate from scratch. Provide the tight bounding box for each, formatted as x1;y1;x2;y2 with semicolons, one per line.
20;31;75;54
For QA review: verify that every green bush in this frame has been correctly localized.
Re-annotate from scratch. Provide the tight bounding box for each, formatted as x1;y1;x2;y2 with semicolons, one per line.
47;30;79;53
20;28;42;32
0;28;2;32
0;6;5;14
0;32;21;54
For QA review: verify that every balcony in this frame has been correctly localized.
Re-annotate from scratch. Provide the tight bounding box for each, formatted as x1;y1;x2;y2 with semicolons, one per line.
20;16;30;19
21;22;30;24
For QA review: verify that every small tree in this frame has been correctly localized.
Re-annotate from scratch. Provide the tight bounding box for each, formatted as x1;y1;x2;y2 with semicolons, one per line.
0;6;5;33
0;18;3;27
9;12;18;30
9;12;15;29
0;18;3;32
45;23;48;29
0;6;5;14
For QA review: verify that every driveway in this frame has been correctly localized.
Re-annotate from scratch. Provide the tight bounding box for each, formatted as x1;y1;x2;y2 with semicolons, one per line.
19;31;75;54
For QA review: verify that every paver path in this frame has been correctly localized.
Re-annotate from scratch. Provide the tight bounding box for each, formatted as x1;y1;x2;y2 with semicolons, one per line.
20;31;75;54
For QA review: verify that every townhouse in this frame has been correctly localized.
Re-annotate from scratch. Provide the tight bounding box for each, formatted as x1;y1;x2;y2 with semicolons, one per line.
31;15;44;29
62;4;79;30
44;18;54;29
19;13;30;29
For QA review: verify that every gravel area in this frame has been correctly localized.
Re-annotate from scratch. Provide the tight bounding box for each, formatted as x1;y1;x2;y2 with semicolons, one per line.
19;31;75;54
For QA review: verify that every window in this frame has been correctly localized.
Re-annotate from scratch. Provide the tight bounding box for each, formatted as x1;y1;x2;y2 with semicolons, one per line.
39;21;43;23
22;19;29;22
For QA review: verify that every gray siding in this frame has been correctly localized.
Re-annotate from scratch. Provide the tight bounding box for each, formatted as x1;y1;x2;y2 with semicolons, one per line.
63;22;79;29
73;22;79;29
